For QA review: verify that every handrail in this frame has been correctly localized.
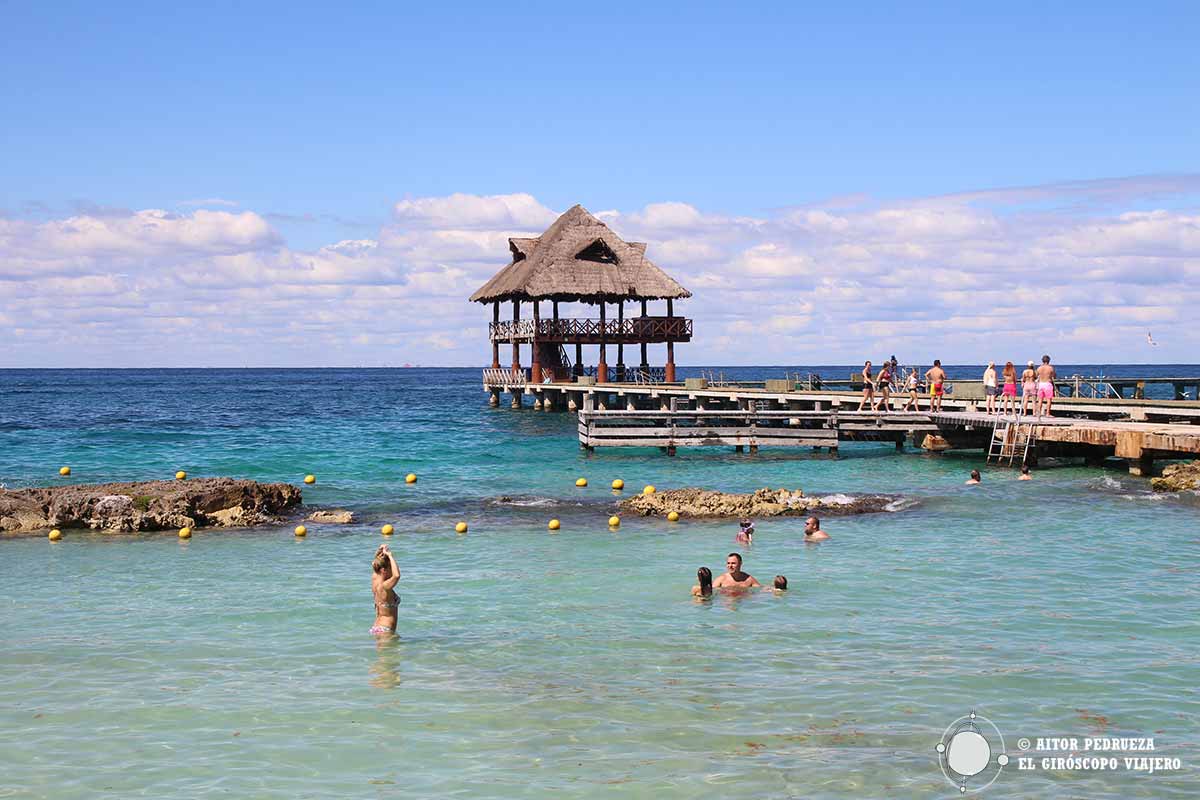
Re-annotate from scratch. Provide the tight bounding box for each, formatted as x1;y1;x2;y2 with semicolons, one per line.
489;317;692;341
482;367;528;386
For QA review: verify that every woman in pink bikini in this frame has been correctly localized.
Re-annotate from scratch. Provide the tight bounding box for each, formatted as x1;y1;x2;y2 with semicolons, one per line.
1001;361;1018;416
371;544;400;635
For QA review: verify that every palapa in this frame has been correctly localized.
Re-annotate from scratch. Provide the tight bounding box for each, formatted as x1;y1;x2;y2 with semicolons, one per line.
469;205;691;303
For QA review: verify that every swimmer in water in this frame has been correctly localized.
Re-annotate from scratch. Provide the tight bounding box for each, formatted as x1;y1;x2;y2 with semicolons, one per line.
965;469;981;485
370;544;400;635
691;566;713;597
1019;464;1032;480
735;518;755;544
803;516;830;541
712;552;760;590
772;575;788;591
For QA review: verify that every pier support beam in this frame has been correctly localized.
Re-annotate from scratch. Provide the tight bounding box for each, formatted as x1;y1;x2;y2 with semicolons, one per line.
533;395;543;410
1127;454;1154;477
491;302;501;368
542;393;554;411
597;302;608;383
510;389;522;409
568;393;579;412
616;302;625;379
530;301;542;384
511;300;521;376
488;389;500;407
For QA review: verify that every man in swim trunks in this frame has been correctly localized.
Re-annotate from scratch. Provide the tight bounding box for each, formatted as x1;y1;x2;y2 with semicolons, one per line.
1034;354;1057;417
925;360;947;412
712;552;760;590
804;516;830;541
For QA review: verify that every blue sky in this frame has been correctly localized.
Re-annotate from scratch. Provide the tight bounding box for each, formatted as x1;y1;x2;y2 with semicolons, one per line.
2;2;1198;366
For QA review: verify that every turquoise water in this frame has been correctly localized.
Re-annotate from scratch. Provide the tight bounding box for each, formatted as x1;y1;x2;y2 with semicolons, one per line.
2;368;1198;798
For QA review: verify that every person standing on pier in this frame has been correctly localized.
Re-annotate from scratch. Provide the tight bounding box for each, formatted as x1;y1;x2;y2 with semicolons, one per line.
1021;360;1037;416
1001;361;1018;417
857;360;875;412
1035;355;1057;418
926;360;947;412
903;369;920;411
875;360;893;413
983;361;998;414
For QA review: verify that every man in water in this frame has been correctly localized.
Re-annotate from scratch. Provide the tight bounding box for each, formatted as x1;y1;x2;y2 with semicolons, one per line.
1035;354;1057;417
712;552;760;590
1019;464;1033;480
925;359;947;412
804;516;830;541
965;469;981;485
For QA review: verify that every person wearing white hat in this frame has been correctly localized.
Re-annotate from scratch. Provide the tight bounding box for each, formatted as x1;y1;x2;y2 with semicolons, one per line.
1020;360;1037;416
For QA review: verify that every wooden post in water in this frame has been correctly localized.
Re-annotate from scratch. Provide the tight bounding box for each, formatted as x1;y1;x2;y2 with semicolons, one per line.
574;342;583;379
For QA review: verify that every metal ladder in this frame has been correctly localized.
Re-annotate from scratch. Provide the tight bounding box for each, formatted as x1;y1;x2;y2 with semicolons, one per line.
987;419;1036;466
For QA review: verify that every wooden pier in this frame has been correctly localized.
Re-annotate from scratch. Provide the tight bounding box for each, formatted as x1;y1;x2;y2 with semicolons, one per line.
482;371;1200;475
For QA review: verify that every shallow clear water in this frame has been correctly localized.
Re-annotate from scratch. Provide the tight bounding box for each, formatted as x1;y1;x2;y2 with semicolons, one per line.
1;368;1198;798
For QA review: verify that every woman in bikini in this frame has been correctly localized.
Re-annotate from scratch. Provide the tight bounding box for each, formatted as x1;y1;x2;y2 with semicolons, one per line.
692;566;714;598
875;360;893;413
856;360;874;412
1001;361;1018;417
1020;361;1037;416
371;544;400;635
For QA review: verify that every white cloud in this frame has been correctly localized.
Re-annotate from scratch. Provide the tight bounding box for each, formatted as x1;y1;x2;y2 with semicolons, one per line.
392;192;556;230
2;180;1199;366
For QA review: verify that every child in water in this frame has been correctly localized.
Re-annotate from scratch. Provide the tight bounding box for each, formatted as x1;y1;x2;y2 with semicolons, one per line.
736;519;755;544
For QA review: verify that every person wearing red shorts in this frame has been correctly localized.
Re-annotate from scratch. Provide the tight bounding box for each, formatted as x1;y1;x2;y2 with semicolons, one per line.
925;359;947;412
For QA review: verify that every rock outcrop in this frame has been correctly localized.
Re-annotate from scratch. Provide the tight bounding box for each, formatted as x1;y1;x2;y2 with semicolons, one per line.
1150;461;1200;492
0;478;303;534
620;487;900;518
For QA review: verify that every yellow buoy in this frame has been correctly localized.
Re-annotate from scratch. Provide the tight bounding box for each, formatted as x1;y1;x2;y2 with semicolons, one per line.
455;521;468;534
548;519;560;531
304;474;316;485
59;466;71;476
643;485;656;495
178;527;192;539
294;525;307;537
667;511;680;522
611;479;624;490
381;524;394;536
48;529;62;541
175;470;187;481
405;473;417;484
575;477;588;487
608;515;620;528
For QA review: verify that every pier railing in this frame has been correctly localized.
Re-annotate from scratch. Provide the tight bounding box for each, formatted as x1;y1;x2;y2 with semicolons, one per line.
489;317;692;342
481;367;528;386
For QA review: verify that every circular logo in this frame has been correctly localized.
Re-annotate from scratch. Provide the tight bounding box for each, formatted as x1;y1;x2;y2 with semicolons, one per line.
936;711;1008;794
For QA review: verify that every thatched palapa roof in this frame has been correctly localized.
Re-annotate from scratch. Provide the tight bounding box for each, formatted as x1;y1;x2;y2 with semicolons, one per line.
469;205;691;303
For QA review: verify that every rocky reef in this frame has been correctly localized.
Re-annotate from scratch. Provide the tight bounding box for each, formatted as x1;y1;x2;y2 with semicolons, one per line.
0;478;303;534
1150;461;1200;493
620;487;901;518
